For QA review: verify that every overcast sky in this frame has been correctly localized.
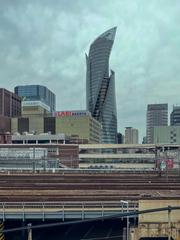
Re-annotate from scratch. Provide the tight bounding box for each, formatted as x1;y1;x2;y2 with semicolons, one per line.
0;0;180;141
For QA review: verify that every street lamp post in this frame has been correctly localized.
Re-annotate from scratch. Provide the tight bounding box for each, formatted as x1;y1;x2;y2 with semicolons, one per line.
121;200;129;240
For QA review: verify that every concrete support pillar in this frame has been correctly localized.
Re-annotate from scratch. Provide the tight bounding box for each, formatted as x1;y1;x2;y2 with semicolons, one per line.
178;148;180;177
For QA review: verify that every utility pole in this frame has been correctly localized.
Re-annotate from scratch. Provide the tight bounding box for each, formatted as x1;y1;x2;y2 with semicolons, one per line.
168;206;172;240
164;149;169;183
32;147;36;173
178;148;180;177
27;223;32;240
155;148;161;176
121;200;129;240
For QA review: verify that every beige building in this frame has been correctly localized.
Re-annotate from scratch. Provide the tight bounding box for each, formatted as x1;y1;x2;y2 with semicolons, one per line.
125;127;139;144
153;126;180;144
11;115;44;135
11;111;102;143
12;98;51;135
55;113;101;143
21;102;50;117
132;199;180;240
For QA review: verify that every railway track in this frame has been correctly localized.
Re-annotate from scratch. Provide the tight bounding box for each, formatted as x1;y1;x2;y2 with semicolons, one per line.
0;172;179;202
0;173;179;181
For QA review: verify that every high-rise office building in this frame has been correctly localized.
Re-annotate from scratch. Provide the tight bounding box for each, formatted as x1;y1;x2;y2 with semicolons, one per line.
86;27;117;143
14;85;56;113
142;136;147;144
0;88;21;134
117;132;124;144
170;105;180;126
0;88;21;118
125;127;139;144
146;104;168;143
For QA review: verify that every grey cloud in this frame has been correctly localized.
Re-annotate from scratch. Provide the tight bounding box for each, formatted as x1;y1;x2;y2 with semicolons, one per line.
0;0;180;141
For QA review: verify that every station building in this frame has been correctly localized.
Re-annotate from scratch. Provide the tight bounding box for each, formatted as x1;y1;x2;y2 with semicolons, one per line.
0;144;79;169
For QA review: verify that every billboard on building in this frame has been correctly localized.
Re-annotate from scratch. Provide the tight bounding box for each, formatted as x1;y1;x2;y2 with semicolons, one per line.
53;111;91;117
156;159;174;170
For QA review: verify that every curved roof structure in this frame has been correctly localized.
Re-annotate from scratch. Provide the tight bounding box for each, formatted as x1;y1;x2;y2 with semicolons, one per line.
92;27;117;43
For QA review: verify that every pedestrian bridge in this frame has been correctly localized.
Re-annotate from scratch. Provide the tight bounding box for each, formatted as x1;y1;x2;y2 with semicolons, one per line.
0;201;138;221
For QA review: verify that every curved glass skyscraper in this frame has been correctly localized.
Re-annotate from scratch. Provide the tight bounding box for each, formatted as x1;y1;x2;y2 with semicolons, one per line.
86;27;117;143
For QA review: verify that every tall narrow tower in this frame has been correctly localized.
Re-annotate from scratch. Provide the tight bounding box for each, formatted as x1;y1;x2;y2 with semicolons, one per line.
86;27;117;143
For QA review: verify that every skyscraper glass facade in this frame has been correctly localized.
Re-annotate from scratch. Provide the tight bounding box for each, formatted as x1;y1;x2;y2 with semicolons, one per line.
86;27;117;143
14;85;56;112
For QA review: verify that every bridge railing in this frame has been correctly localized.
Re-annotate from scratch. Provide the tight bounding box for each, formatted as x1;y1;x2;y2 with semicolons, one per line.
0;201;138;210
0;201;138;221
